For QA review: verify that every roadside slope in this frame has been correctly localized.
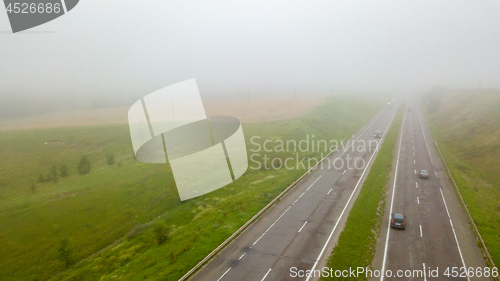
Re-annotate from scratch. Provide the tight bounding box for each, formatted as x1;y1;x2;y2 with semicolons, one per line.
421;89;500;267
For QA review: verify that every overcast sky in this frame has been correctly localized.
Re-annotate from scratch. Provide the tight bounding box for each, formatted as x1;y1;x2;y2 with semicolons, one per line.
1;0;500;100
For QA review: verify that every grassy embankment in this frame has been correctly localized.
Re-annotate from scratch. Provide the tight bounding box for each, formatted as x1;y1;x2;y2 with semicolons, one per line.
321;105;403;280
421;89;500;267
0;96;385;281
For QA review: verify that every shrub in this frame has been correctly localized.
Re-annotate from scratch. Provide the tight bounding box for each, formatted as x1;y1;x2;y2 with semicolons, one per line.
50;164;59;183
154;223;169;245
58;238;72;268
106;153;115;166
77;156;91;175
60;164;68;178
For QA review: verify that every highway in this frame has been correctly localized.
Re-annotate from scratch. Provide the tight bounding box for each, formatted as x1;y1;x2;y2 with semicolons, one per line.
189;103;399;281
371;102;491;281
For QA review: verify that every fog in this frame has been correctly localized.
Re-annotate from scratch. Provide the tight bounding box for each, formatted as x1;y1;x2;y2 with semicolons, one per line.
1;0;500;109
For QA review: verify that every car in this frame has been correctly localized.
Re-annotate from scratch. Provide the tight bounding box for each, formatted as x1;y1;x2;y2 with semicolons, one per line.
375;130;382;138
418;170;429;179
391;213;406;230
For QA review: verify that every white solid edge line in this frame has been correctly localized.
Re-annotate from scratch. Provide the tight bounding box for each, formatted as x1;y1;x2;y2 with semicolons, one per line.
380;110;406;281
305;107;399;281
261;268;272;281
298;221;308;233
217;267;231;281
439;187;470;281
417;111;434;166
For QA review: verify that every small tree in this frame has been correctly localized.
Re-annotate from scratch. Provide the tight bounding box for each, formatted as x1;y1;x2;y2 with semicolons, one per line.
106;153;115;166
60;164;68;178
77;156;91;175
58;238;72;268
38;173;46;183
50;164;59;183
154;223;169;245
30;180;36;193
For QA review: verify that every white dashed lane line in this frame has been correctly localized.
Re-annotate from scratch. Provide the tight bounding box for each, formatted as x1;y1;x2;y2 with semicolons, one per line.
298;221;308;233
217;268;231;281
327;188;332;195
239;253;246;260
420;225;423;237
261;268;272;281
416;182;418;188
417;197;420;205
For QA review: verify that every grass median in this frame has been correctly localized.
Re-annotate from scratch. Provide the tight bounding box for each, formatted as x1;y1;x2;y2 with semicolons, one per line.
321;105;403;281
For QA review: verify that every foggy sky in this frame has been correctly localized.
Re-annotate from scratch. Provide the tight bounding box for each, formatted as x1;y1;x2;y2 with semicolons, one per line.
1;0;500;100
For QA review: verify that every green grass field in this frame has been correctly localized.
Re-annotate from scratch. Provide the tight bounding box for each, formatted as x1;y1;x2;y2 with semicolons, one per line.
0;96;385;281
421;89;500;267
321;105;403;281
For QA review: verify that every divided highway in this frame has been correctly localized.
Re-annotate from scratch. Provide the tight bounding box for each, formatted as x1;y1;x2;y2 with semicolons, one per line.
372;102;491;281
189;104;399;281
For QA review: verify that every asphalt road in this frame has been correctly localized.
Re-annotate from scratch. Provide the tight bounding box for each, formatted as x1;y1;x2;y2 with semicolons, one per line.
189;103;399;281
371;102;491;281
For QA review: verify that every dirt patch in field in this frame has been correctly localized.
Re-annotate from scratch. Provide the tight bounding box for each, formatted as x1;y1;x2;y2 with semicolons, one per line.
0;96;327;131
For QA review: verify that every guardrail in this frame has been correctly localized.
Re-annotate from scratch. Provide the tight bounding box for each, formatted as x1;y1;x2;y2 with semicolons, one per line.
433;140;496;272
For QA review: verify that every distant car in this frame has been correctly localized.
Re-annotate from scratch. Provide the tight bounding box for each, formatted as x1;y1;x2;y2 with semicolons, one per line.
418;170;429;179
375;130;382;138
391;213;406;230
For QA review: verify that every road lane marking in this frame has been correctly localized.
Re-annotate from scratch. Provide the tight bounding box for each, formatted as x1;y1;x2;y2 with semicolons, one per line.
414;159;416;164
417;112;435;166
292;176;322;205
439;187;470;281
413;146;415;149
261;268;272;281
380;110;407;281
217;267;231;281
417;197;419;204
420;225;423;237
413;152;415;156
414;169;416;174
252;205;292;247
423;263;427;281
327;188;332;195
305;109;399;281
416;182;418;188
298;221;308;233
342;170;346;175
434;171;437;178
239;253;246;260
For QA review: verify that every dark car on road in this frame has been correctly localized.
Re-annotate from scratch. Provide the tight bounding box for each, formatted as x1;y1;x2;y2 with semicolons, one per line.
375;130;382;138
391;213;406;230
418;170;429;179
